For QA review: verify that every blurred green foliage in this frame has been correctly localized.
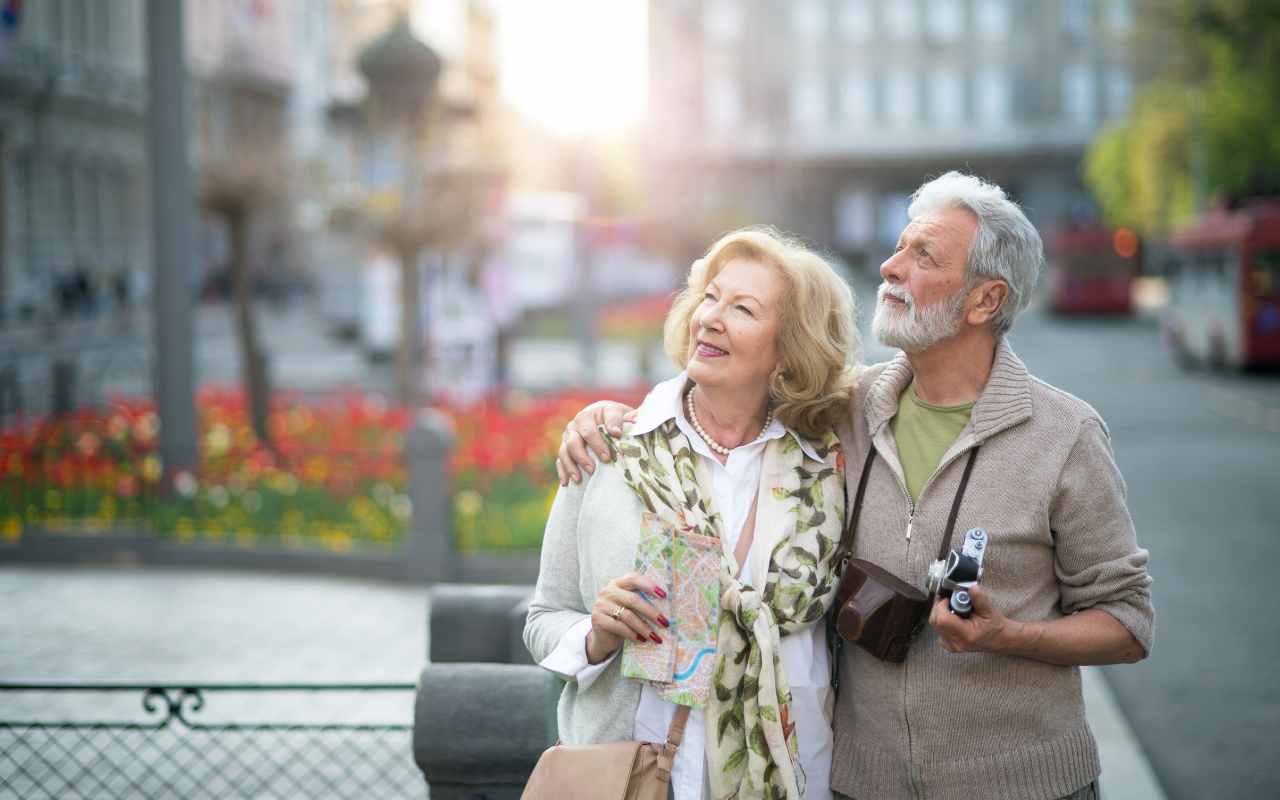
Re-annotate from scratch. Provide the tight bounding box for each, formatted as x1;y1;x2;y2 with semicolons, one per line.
1085;0;1280;234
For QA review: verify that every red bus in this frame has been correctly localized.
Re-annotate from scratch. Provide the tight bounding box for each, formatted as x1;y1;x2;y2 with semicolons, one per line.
1165;203;1280;369
1046;224;1140;315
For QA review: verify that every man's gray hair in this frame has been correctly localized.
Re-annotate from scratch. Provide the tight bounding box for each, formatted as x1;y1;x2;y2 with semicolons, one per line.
907;171;1044;337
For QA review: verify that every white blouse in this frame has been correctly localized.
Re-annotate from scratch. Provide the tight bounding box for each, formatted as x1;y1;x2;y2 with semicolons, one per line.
538;374;834;800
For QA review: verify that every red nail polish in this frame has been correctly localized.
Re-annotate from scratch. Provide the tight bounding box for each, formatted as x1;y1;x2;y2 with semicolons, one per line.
637;634;647;642
658;615;670;628
649;633;663;644
654;587;668;599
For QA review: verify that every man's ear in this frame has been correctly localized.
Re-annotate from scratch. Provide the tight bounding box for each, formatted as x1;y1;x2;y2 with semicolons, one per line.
965;279;1009;326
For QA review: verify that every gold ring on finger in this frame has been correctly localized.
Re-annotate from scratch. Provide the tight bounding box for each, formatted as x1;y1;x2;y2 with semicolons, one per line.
610;605;624;621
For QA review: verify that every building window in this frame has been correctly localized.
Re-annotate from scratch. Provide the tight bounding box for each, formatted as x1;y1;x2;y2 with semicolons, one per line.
885;69;918;127
929;68;965;126
60;161;77;241
1104;67;1133;117
792;71;827;129
1063;0;1093;39
841;70;874;126
791;0;825;40
925;0;964;43
1063;64;1095;124
84;165;102;254
13;154;33;275
974;0;1010;41
1106;0;1133;33
839;0;874;42
835;188;874;249
975;67;1009;124
706;76;743;130
885;2;915;41
703;0;742;43
878;192;912;246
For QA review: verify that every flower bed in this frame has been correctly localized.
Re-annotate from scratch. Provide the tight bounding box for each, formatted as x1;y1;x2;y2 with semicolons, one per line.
0;386;647;553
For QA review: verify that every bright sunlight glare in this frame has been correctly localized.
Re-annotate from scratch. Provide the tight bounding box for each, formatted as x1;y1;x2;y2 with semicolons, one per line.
497;0;648;137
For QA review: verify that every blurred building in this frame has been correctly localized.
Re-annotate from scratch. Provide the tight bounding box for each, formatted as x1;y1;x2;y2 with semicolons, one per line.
188;0;313;301
319;0;506;374
0;1;149;324
647;0;1137;269
0;0;500;341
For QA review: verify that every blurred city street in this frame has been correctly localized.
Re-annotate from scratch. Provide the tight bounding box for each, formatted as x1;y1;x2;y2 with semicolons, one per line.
5;300;1279;799
4;0;1279;798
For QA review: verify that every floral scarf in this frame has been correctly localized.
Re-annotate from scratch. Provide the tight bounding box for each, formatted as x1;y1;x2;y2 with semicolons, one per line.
610;418;846;800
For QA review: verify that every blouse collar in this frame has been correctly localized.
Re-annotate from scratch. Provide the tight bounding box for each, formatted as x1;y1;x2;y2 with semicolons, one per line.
629;372;824;462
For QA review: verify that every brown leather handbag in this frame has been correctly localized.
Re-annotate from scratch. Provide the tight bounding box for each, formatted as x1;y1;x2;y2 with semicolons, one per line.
521;705;691;800
831;446;979;663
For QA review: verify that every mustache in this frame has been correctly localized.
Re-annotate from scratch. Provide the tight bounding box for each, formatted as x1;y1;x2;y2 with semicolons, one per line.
877;283;915;308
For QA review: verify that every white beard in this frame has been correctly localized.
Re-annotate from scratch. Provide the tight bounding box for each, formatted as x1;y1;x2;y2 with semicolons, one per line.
871;282;967;352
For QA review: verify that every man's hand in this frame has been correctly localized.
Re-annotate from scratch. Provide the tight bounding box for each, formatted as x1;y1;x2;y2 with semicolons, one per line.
928;584;1011;654
929;585;1146;665
555;401;636;486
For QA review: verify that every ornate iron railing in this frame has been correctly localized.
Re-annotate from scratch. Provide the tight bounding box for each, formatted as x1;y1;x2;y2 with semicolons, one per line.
0;682;425;799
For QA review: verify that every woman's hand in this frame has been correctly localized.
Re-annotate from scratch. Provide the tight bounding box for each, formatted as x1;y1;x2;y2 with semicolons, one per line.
586;572;670;664
556;401;636;486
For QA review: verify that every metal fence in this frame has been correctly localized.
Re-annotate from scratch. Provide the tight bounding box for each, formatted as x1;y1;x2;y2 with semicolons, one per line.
0;682;426;799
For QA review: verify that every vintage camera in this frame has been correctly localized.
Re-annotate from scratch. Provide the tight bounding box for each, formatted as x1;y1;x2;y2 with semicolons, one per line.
924;528;988;618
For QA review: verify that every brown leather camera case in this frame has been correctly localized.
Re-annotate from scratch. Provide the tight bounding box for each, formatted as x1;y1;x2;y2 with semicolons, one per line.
833;558;930;663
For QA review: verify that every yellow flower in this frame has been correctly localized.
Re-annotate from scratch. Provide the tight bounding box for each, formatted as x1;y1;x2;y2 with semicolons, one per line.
205;424;232;456
456;490;483;516
327;530;353;552
141;455;163;482
2;517;21;543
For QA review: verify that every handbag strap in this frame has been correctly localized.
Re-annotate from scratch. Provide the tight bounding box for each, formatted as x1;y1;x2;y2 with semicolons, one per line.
665;704;692;748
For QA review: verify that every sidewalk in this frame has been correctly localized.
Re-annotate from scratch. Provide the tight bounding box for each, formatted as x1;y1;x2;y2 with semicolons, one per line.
0;566;1166;796
1083;667;1166;799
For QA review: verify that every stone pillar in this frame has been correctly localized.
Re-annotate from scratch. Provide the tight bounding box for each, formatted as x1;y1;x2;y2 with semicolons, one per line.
406;409;456;582
413;663;559;800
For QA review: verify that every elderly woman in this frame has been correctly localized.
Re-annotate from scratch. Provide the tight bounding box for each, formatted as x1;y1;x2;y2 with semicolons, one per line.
524;228;860;800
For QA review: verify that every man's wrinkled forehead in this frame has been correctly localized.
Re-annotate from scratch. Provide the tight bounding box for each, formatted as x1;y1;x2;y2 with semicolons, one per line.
902;207;978;249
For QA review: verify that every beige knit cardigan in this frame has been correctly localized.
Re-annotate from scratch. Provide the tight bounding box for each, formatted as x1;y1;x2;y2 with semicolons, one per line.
830;342;1154;800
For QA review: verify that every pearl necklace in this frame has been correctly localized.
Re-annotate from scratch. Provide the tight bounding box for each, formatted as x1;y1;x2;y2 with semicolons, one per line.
684;388;774;457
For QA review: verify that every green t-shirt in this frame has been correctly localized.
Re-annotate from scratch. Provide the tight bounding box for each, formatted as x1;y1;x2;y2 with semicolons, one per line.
891;384;974;504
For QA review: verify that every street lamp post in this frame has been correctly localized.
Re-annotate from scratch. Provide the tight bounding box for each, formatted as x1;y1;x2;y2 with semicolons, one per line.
358;15;442;408
145;0;198;478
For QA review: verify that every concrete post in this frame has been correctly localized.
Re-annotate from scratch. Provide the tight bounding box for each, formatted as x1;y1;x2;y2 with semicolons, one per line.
413;663;559;800
406;408;456;582
146;0;198;475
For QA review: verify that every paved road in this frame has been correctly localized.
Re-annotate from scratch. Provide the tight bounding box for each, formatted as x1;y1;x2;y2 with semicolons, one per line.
0;567;432;799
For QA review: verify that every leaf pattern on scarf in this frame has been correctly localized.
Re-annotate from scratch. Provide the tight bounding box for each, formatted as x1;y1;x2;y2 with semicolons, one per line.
612;417;845;800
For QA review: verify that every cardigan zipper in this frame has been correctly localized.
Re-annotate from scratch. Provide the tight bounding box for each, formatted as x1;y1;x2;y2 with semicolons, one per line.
894;441;975;799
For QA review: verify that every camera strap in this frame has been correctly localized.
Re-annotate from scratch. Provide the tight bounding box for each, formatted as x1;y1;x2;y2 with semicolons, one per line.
937;446;980;561
836;444;981;564
829;444;980;693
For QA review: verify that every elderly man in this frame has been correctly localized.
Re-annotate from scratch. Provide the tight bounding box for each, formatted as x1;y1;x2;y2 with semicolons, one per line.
557;171;1153;800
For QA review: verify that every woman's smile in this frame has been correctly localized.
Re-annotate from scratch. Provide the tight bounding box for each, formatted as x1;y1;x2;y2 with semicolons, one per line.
694;340;729;358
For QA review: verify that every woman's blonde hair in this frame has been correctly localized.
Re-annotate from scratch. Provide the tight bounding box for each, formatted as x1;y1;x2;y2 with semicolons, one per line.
663;226;861;440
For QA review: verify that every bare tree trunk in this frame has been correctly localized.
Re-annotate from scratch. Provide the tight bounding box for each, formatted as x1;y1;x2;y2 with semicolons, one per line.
396;245;422;407
228;208;273;450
